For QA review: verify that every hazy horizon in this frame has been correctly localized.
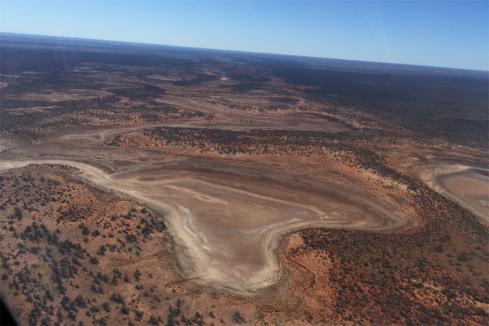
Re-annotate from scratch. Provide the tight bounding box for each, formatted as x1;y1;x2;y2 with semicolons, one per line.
2;31;488;74
0;0;487;71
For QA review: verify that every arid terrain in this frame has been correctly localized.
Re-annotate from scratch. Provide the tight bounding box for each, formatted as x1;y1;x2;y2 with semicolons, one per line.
0;33;488;325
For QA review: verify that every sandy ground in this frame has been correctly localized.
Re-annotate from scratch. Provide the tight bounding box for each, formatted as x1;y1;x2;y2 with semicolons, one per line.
10;89;112;102
157;96;353;132
0;138;14;153
1;37;488;324
422;164;489;223
0;158;409;294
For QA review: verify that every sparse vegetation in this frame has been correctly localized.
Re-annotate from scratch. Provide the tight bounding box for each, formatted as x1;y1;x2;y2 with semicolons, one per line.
0;33;487;326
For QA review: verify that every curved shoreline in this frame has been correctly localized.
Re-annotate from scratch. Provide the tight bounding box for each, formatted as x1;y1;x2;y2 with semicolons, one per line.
422;164;489;223
0;159;410;294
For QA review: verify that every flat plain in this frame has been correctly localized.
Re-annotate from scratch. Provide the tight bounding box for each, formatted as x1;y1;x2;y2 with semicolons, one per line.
0;33;488;325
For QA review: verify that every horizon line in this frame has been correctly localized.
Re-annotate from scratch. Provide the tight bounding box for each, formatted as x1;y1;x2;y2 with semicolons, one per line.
1;31;488;73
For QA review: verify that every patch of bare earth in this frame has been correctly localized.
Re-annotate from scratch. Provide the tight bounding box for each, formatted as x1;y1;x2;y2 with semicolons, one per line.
0;166;257;325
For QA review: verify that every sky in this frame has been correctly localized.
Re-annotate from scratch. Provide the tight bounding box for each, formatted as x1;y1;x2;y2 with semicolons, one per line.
0;0;488;71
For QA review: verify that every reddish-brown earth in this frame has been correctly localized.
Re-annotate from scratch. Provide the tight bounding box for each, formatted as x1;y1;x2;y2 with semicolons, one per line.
0;34;488;325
